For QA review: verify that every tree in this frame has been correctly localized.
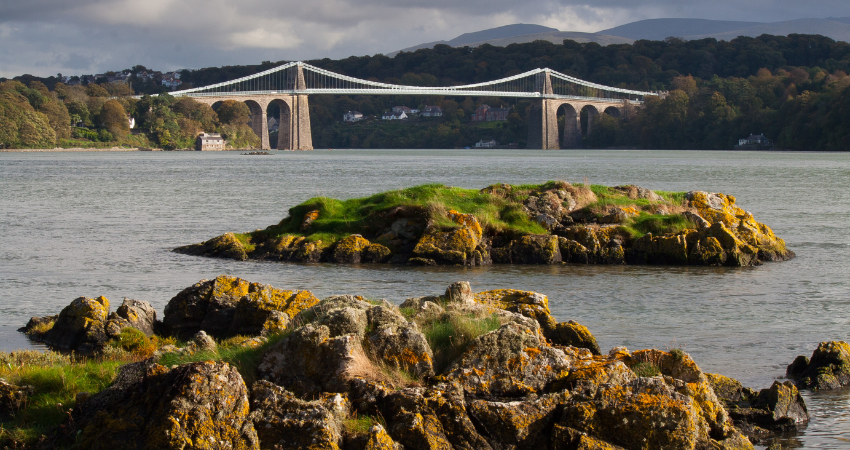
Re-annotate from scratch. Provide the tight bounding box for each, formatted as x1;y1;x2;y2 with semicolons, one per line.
215;100;251;125
98;99;130;140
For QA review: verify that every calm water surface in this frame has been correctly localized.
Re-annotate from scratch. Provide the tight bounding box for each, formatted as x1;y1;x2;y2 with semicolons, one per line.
1;149;848;448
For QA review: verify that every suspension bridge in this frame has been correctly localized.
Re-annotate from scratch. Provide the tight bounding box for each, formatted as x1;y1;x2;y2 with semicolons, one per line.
166;61;661;150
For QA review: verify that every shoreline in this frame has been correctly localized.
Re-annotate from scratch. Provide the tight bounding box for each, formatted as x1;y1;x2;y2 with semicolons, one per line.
0;148;261;153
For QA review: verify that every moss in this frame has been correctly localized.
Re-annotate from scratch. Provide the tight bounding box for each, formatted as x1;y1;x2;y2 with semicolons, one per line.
621;213;696;238
108;327;157;357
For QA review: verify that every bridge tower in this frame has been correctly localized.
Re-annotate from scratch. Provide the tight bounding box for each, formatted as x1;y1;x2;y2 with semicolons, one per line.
526;70;560;150
277;64;313;151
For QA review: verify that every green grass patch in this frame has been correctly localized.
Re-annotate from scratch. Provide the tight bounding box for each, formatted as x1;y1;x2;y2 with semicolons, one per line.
0;353;134;446
254;183;548;244
156;332;288;386
632;362;662;377
343;413;386;436
621;213;696;238
422;313;502;374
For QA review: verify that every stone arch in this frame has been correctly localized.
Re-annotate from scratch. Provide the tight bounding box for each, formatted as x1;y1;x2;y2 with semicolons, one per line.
268;98;292;150
603;106;621;118
242;99;267;143
579;105;600;136
556;103;580;149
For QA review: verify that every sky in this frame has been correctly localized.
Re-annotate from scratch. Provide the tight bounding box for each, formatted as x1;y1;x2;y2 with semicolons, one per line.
2;0;850;78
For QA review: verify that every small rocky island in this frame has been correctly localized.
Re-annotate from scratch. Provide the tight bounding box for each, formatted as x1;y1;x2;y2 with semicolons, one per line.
175;182;793;267
4;276;842;449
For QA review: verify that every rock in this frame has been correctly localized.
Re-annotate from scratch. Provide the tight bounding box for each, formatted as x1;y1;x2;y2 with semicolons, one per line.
230;284;319;336
248;380;348;450
162;275;318;339
629;232;690;265
19;314;58;338
333;234;373;263
412;210;486;266
546;320;602;355
442;322;571;397
0;379;33;420
468;392;569;449
191;330;217;351
683;211;710;229
707;374;808;443
40;296;111;353
786;340;850;390
363;243;392;263
508;234;562;264
361;425;402;450
301;209;319;231
258;324;360;396
444;281;472;304
320;307;370;338
559;377;736;450
686;191;794;262
104;298;157;338
174;231;249;261
557;357;635;395
551;425;626;449
366;315;435;379
74;360;258;450
612;185;664;202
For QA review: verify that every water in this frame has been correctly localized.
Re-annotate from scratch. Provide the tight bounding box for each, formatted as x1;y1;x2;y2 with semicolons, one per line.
1;149;849;447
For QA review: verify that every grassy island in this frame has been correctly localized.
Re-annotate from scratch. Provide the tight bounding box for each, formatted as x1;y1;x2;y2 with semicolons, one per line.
177;181;793;266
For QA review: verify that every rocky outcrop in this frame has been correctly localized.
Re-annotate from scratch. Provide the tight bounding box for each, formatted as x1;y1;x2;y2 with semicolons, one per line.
73;360;258;450
331;234;392;263
104;298;157;337
174;231;249;261
248;380;349;450
786;340;850;390
706;373;808;443
259;295;434;396
39;296;111;353
161;275;319;339
411;210;489;266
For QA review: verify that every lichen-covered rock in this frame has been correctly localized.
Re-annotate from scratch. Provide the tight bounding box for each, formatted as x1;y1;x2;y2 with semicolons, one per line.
162;276;317;339
40;295;111;353
361;425;402;450
74;360;258;450
230;284;319;336
468;392;569;449
412;210;486;266
557;357;635;395
366;306;434;378
191;330;217;351
363;243;392;263
546;320;602;355
559;377;722;450
444;281;473;304
707;374;808;443
174;231;249;261
248;380;348;450
508;234;563;264
786;340;850;390
612;185;664;202
686;191;794;262
104;298;157;338
20;314;58;339
258;324;361;396
0;379;33;420
558;228;626;264
551;424;625;449
629;232;690;265
332;234;373;263
442;322;571;397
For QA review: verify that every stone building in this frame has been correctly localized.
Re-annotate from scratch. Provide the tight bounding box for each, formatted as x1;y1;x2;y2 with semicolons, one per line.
196;133;226;151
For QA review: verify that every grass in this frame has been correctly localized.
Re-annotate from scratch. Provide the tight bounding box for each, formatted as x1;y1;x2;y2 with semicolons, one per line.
156;332;289;386
632;362;662;377
621;213;696;239
343;412;386;436
420;313;502;374
0;351;137;446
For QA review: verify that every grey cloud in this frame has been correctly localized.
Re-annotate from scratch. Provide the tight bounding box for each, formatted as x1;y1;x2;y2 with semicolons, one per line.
1;0;849;78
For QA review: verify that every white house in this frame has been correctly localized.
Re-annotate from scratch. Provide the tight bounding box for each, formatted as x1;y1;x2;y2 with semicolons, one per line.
474;139;497;148
268;117;279;132
197;133;226;151
343;111;364;122
382;111;408;120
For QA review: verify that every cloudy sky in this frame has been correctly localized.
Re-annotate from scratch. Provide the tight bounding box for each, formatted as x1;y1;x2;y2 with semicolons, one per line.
2;0;850;78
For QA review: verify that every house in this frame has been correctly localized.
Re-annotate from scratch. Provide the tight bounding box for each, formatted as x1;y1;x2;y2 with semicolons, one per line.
268;117;279;132
343;111;364;122
128;115;135;129
196;133;226;151
392;106;419;115
485;107;509;121
734;133;772;150
382;111;407;120
421;105;442;117
471;105;490;121
474;139;498;148
162;77;183;89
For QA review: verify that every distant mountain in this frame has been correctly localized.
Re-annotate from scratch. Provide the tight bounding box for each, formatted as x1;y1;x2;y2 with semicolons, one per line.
600;17;850;43
388;18;850;57
599;19;764;41
388;24;632;56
